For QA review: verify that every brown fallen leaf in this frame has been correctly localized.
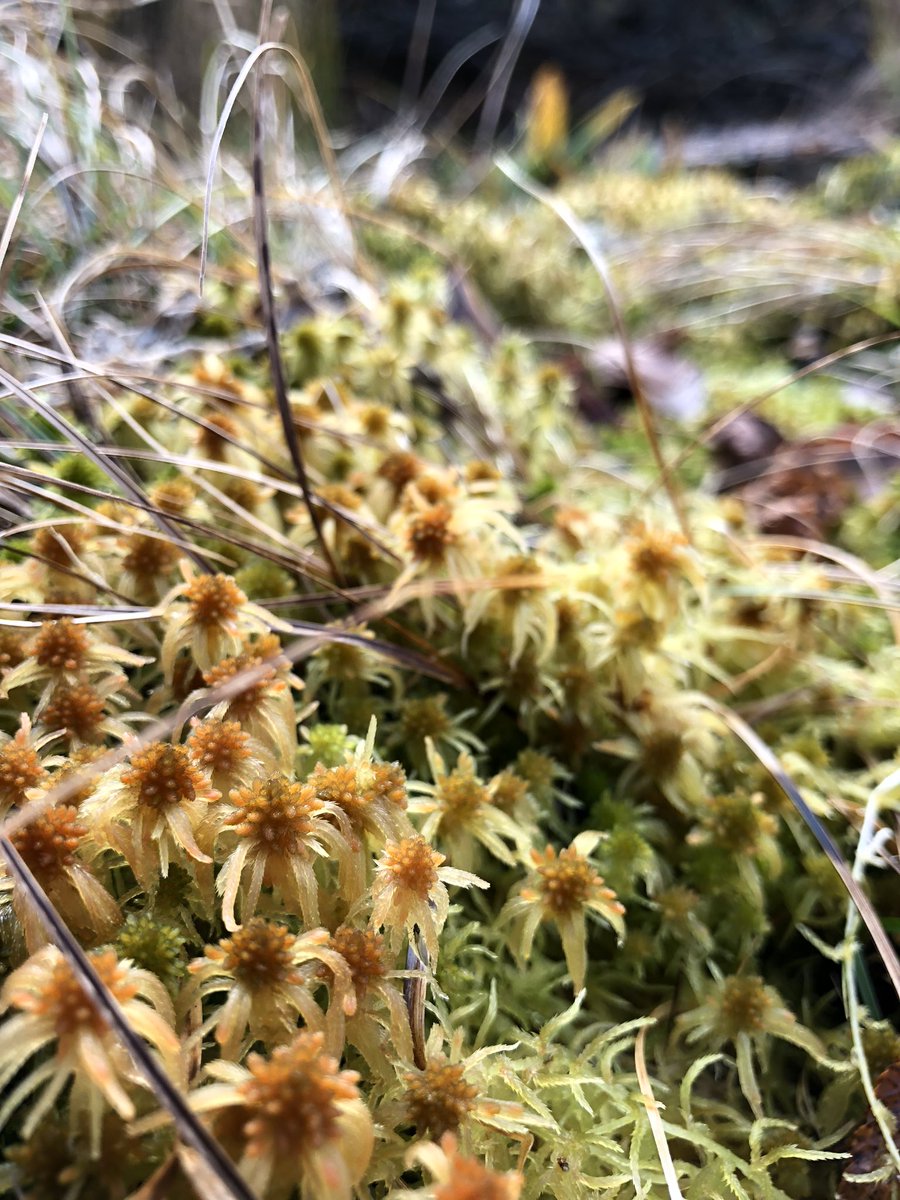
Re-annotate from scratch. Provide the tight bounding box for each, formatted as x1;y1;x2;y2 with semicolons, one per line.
838;1061;900;1199
712;421;900;540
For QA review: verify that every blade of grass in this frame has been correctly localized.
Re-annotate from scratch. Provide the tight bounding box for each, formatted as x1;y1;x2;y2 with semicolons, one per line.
634;1018;685;1200
93;387;339;585
0;467;221;576
706;698;900;1002
199;40;362;294
474;0;541;160
34;290;101;437
0;110;48;288
403;0;437;103
750;533;900;646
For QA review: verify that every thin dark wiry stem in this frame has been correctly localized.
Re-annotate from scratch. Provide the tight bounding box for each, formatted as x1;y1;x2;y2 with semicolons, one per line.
35;291;101;438
249;42;342;587
1;541;138;606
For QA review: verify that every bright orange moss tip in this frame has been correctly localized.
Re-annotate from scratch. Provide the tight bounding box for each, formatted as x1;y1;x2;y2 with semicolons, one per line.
432;1134;523;1200
31;525;86;568
0;629;27;670
626;526;690;582
367;761;408;808
382;835;443;897
225;776;321;848
40;682;108;742
183;573;246;627
10;805;85;876
405;1060;478;1137
120;743;210;811
378;449;421;491
121;532;180;580
328;926;388;995
12;949;137;1039
202;646;283;717
31;619;90;672
310;763;368;817
406;501;458;564
239;1032;361;1157
503;834;625;992
531;844;621;918
148;478;195;515
0;741;46;806
213;919;300;987
187;716;252;773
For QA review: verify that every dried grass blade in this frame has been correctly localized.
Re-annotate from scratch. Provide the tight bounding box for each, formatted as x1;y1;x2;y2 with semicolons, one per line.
0;838;255;1200
0;111;47;284
405;935;428;1070
0;365;211;574
403;0;437;102
283;619;467;686
474;0;541;159
634;1020;685;1200
200;39;362;293
1;541;135;606
0;470;216;585
753;533;900;646
34;291;100;437
842;768;900;1177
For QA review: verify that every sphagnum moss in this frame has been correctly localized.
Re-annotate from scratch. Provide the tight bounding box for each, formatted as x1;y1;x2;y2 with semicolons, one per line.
0;16;898;1197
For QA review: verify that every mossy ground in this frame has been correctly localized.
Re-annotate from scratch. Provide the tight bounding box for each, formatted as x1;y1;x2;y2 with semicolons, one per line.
0;8;898;1200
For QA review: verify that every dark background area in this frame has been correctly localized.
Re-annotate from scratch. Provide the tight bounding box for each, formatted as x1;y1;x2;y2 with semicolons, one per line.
108;0;876;130
337;0;871;125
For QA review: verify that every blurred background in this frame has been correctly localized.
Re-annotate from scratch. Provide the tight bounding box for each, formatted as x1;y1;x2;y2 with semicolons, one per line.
106;0;892;132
